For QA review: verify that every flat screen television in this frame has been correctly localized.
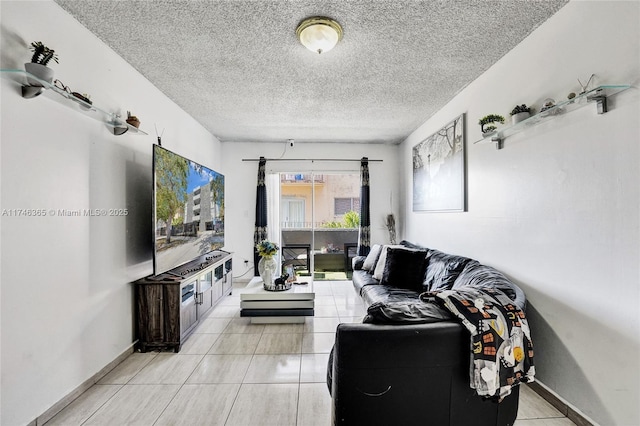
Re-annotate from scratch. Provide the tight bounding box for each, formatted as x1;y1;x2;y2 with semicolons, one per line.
153;145;225;275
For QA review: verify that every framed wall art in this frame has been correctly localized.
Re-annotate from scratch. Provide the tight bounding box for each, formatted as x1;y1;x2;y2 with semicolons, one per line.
412;113;466;212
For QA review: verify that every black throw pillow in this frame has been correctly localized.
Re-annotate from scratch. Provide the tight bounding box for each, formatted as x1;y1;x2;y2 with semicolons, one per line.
423;250;474;292
399;240;428;251
380;247;429;292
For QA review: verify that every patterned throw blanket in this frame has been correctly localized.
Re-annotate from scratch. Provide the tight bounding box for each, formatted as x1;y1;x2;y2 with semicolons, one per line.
421;288;535;400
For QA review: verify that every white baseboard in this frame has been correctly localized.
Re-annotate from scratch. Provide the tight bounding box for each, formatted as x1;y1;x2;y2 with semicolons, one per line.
29;343;598;426
33;343;136;425
528;379;598;426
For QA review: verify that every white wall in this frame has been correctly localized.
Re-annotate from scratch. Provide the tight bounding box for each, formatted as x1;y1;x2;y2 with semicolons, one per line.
400;2;639;425
3;1;637;425
0;2;223;425
222;141;399;280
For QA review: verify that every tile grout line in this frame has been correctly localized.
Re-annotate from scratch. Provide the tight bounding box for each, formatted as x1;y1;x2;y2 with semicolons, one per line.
73;384;123;426
78;350;160;426
225;314;265;425
46;279;575;425
214;303;255;426
153;331;221;425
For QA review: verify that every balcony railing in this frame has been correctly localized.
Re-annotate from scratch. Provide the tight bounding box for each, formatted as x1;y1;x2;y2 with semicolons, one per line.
281;174;325;183
281;221;358;229
281;221;316;229
281;228;359;276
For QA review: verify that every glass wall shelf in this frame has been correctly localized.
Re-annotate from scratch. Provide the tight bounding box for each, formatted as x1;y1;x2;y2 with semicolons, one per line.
474;84;631;149
1;69;147;136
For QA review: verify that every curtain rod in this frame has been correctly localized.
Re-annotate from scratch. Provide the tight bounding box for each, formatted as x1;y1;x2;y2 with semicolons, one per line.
241;158;383;162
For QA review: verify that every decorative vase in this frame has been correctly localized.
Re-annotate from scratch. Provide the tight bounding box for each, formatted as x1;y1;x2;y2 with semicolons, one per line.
511;111;530;125
258;256;277;287
24;62;54;86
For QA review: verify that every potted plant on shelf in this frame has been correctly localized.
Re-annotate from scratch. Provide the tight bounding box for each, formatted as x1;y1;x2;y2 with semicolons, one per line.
510;104;531;124
478;114;505;137
25;41;59;86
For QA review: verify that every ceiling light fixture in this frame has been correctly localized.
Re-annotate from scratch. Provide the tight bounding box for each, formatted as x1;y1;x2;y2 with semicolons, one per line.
296;17;343;54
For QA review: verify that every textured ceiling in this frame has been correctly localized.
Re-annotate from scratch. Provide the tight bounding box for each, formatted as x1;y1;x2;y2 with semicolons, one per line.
55;0;568;144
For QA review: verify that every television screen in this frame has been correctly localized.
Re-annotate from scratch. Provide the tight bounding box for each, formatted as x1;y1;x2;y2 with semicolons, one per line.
153;145;225;275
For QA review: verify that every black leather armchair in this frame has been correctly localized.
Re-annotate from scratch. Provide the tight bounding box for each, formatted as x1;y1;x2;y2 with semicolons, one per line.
330;321;519;425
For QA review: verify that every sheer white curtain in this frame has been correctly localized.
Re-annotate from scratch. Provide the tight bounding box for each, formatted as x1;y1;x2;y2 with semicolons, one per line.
266;172;281;273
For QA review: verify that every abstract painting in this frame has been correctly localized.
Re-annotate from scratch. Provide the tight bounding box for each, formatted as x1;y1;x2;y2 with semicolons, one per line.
413;113;466;212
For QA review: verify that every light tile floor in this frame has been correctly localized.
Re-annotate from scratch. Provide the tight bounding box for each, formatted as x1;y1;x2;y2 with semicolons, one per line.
45;280;575;426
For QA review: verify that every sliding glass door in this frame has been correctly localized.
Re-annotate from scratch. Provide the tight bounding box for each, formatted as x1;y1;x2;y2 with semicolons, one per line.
279;172;359;281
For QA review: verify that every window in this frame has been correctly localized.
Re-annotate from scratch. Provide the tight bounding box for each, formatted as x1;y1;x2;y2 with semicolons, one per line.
281;198;305;228
334;197;360;215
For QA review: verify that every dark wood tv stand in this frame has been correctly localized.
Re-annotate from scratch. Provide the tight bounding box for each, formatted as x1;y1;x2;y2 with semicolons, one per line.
133;250;232;352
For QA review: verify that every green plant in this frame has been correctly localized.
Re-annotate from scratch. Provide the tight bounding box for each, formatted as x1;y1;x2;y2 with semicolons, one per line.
322;221;343;228
321;210;360;229
343;210;360;228
510;104;531;116
478;114;505;134
29;41;59;66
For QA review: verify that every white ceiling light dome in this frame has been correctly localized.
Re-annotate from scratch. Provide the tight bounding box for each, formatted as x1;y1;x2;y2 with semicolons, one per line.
296;17;343;54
